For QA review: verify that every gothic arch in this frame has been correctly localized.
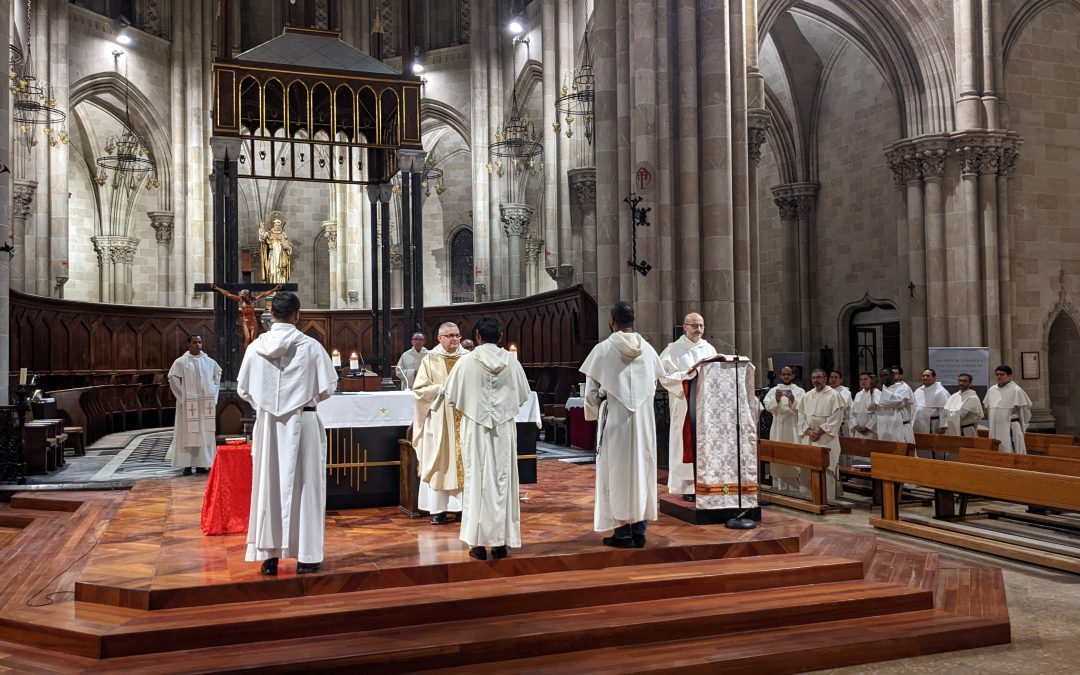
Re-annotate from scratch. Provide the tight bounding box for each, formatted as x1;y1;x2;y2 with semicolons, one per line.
1004;0;1080;63
513;59;544;107
836;293;901;378
1041;278;1080;352
69;72;173;211
420;99;471;148
764;86;801;184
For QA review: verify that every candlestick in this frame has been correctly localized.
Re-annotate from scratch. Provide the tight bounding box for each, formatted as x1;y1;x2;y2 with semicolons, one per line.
331;349;341;368
767;357;774;372
508;344;518;361
18;368;27;385
350;352;360;371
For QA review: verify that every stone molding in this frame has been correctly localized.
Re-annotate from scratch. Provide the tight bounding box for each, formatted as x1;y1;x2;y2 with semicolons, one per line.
148;211;175;244
12;180;37;218
567;167;596;209
771;183;818;220
322;220;338;250
499;203;534;238
884;132;1021;182
545;265;574;283
91;235;140;266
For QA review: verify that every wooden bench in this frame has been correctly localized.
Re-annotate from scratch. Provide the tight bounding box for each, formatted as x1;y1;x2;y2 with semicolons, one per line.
838;437;914;505
1025;432;1077;453
870;453;1080;573
913;432;999;458
758;439;848;514
1044;444;1080;460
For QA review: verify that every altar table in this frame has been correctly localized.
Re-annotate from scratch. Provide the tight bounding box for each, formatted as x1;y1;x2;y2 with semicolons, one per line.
564;397;597;452
201;443;252;536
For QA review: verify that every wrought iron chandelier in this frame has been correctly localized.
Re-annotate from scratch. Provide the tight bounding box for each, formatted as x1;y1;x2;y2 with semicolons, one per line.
487;85;543;180
95;51;159;193
421;153;446;197
10;1;68;152
553;31;594;144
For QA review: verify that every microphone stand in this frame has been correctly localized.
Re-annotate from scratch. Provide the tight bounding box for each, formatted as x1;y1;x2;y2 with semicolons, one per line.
725;352;756;530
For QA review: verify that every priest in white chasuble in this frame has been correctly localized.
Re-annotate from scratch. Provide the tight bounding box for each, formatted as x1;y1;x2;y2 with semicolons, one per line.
874;369;910;443
581;302;665;549
764;366;806;494
395;332;429;389
237;292;338;576
797;369;846;501
984;365;1033;453
412;323;466;524
829;370;854;437
659;312;717;501
850;372;879;440
944;373;983;438
444;317;531;561
167;334;222;475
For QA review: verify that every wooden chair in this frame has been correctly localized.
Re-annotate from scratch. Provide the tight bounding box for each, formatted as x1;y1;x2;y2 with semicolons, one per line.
542;404;569;445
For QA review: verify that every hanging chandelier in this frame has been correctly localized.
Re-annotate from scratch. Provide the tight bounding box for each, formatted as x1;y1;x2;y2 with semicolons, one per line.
10;2;68;152
553;31;594;144
95;51;159;193
486;85;543;182
421;154;446;197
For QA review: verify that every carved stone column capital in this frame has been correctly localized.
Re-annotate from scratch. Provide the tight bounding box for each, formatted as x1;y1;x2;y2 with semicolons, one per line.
397;149;429;175
567;167;596;210
499;203;534;238
12;179;37;218
747;109;773;166
322;220;338;250
379;182;394;203
885;143;922;185
365;184;382;204
545;265;574;283
525;237;545;265
148;210;175;244
92;235;140;266
771;183;818;220
474;282;487;302
951;130;1022;177
389;244;403;270
914;138;950;180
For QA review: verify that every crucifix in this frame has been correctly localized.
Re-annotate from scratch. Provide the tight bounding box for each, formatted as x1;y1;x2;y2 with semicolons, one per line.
196;137;297;383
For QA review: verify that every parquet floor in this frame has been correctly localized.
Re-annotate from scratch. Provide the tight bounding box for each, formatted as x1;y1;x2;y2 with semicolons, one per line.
0;461;1010;673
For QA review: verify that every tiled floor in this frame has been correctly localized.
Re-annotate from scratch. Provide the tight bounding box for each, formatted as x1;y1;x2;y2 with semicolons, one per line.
25;429;180;485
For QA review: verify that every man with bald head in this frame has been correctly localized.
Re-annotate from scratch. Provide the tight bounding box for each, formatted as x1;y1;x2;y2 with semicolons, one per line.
412;322;465;524
396;332;428;389
659;312;718;501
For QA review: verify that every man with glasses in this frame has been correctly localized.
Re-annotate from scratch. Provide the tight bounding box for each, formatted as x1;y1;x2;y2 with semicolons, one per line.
943;373;983;438
659;312;717;501
412;323;466;524
984;365;1032;453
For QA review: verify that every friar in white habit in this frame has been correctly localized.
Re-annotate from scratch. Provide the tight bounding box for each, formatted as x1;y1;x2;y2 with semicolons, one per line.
444;317;531;561
944;373;983;438
581;301;664;549
798;369;847;501
888;366;916;443
237;292;338;576
167;334;222;476
984;365;1033;453
659;312;717;502
395;332;428;389
764;366;806;494
850;371;879;440
829;370;854;437
913;368;950;433
412;322;466;524
873;368;909;443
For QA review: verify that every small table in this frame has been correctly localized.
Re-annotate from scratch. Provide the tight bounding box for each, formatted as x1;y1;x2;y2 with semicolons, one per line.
565;397;596;451
201;443;253;536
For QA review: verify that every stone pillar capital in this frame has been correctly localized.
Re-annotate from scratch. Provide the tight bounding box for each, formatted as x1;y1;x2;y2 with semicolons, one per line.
499;202;534;238
12;179;38;218
389;244;403;269
568;167;597;209
885;143;922;185
545;264;574;283
950;130;1022;177
322;220;338;250
148;210;175;244
379;182;394;203
747;109;772;166
397;149;429;174
771;183;818;219
365;184;382;203
525;237;545;265
209;136;244;161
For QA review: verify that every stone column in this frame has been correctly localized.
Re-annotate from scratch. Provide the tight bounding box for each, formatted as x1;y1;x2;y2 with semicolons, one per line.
112;238;140;304
149;211;175;306
997;145;1019;364
526;236;545;296
917;140;949;349
0;0;10;406
955;140;988;348
322;220;338;309
772;193;799;351
955;0;984;129
567;167;596;297
772;183;818;354
748;111;770;377
10;180;36;293
500;203;532;299
886;147;927;372
470;0;492;302
979;149;1002;362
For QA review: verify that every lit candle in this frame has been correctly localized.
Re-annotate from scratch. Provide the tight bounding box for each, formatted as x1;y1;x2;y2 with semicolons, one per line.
331;349;341;368
768;357;774;372
508;344;518;361
349;352;360;370
18;368;27;385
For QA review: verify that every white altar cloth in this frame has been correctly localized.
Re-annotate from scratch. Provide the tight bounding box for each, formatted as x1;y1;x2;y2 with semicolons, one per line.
317;390;542;429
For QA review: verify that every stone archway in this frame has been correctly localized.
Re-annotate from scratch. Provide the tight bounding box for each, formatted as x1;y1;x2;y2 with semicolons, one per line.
1048;312;1080;434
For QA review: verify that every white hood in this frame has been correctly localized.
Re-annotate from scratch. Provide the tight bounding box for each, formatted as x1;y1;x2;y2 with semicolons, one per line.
470;343;510;374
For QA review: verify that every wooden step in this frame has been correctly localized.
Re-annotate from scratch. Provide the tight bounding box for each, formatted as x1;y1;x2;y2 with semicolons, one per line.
89;579;932;671
87;553;865;658
420;609;1010;675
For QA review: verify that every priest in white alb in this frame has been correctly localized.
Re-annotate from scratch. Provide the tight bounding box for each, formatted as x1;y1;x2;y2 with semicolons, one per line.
764;366;806;494
984;365;1033;453
444;317;530;561
797;369;847;501
913;368;950;457
850;372;879;440
944;373;983;438
395;332;428;389
874;368;909;443
412;322;466;524
886;366;916;443
167;334;222;476
237;292;338;576
829;370;853;437
581;302;664;549
658;312;717;501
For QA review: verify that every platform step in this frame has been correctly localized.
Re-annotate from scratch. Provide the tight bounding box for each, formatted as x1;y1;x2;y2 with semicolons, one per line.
87;552;865;658
92;578;932;670
421;609;1011;675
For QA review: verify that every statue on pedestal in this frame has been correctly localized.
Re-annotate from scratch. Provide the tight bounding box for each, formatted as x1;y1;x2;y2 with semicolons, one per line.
259;215;293;284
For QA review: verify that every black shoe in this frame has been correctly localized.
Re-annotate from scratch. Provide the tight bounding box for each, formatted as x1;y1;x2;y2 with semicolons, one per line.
296;562;321;574
602;537;637;549
260;558;279;576
430;513;449;525
682;494;696;502
450;511;462;522
491;545;509;559
195;467;210;475
182;467;193;476
469;546;488;561
632;534;646;548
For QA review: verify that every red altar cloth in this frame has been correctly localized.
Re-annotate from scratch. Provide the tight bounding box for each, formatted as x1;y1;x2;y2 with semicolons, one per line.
201;443;253;536
568;406;597;451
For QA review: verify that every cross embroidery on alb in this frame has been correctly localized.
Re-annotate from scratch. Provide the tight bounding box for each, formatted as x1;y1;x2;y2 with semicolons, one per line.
379;406;389;416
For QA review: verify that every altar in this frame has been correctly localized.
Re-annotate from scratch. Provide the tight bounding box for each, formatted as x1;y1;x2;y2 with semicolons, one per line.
317;391;542;509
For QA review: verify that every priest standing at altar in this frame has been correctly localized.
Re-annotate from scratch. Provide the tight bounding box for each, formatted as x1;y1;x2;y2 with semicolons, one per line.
581;302;664;549
167;334;222;476
944;373;983;437
659;312;717;501
412;323;466;524
984;365;1033;453
797;369;846;501
764;366;806;494
444;318;531;561
237;292;338;575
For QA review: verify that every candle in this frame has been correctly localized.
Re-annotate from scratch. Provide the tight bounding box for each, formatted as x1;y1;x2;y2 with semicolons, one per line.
331;349;341;368
18;368;27;385
349;352;360;370
768;357;774;372
508;344;518;361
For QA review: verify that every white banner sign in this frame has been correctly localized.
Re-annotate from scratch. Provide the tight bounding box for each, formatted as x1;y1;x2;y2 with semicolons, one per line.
928;347;990;388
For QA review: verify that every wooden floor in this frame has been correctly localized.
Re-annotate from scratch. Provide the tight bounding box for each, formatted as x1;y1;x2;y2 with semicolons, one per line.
0;461;1010;673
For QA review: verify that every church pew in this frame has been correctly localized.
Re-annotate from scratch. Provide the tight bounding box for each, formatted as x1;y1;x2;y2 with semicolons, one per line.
837;438;914;506
913;432;998;457
1026;432;1078;452
1045;444;1080;461
956;448;1080;477
870;453;1080;573
757;440;847;515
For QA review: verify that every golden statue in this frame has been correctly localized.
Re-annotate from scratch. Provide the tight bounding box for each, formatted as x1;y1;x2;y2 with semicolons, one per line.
258;215;293;284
